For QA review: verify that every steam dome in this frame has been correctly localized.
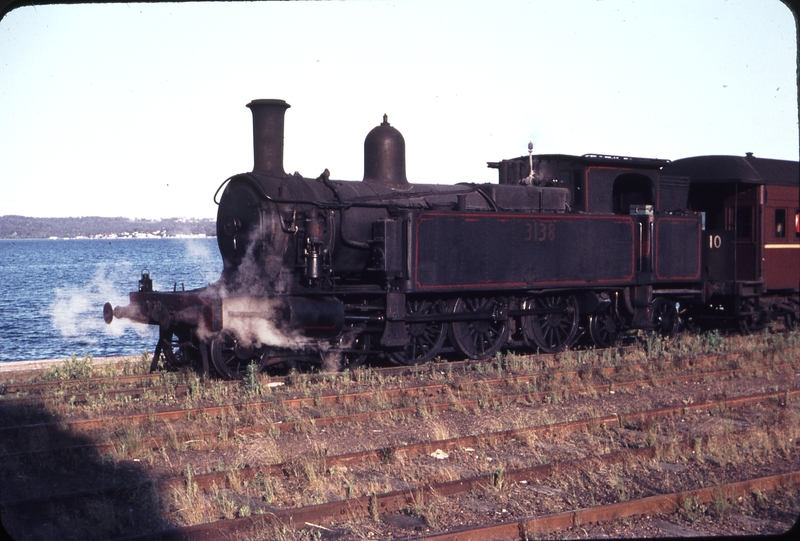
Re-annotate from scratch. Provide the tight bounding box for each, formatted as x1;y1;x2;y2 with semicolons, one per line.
363;115;409;188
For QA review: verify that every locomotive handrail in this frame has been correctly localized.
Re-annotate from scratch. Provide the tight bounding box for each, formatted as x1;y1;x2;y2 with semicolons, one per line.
345;188;476;204
582;153;671;166
338;207;370;250
213;176;233;205
217;173;500;212
216;173;499;252
215;174;351;209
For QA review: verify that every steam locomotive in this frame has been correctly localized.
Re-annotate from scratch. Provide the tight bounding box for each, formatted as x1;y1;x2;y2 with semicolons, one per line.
104;99;800;378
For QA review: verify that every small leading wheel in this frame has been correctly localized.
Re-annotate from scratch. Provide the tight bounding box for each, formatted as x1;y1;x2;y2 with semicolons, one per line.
389;298;448;365
449;297;509;360
160;329;202;369
210;331;268;379
320;350;343;373
650;297;679;338
523;294;579;353
343;332;372;370
588;310;623;348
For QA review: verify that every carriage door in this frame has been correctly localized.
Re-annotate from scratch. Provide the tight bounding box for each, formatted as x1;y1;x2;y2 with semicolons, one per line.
724;185;763;282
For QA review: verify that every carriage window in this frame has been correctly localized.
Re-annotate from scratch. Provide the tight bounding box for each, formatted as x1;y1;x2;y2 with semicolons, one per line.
775;209;786;238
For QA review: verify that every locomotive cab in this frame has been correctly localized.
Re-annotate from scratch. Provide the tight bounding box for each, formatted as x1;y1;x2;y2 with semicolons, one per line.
489;152;703;335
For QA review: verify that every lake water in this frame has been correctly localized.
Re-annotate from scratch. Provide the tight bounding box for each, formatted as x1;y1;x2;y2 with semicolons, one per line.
0;238;222;363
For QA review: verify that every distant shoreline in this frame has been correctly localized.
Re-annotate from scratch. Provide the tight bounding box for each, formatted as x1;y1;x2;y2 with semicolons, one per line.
0;215;216;239
0;235;214;240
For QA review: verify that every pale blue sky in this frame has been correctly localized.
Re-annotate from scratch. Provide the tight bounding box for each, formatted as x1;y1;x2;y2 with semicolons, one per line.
0;0;796;219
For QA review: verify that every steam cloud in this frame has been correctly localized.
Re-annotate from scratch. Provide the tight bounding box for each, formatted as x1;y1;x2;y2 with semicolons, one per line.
219;296;312;351
49;264;152;343
206;235;334;354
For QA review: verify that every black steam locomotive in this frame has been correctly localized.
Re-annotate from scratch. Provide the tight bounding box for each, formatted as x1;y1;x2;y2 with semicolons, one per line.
104;99;800;378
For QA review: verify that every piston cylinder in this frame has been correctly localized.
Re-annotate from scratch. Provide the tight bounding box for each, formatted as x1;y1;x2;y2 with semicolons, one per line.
280;297;344;338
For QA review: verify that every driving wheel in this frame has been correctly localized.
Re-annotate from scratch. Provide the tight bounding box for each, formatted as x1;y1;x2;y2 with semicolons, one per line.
389;298;448;365
523;294;579;353
650;297;679;338
588;309;623;348
449;297;509;360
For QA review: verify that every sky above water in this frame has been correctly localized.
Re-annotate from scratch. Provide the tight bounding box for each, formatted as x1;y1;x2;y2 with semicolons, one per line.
0;0;797;219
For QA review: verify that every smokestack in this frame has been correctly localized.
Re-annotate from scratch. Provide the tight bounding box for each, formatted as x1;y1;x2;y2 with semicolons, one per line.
247;99;290;177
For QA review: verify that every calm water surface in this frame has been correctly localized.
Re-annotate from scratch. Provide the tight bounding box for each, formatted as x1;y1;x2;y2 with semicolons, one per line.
0;238;222;362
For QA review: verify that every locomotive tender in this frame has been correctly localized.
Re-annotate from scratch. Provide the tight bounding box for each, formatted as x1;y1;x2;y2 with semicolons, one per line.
104;99;800;378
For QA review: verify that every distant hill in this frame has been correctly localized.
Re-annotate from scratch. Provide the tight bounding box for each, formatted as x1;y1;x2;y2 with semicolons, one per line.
0;216;216;239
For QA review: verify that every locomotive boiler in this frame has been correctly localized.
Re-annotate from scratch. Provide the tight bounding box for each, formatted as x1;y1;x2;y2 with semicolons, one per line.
104;99;800;378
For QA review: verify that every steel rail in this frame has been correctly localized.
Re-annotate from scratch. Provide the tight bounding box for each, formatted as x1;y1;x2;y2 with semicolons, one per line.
0;414;619;513
410;470;800;541
87;386;800;457
107;449;800;541
2;342;787;409
0;345;644;404
1;361;797;459
4;386;797;515
2;338;791;403
0;372;166;396
108;447;656;541
0;354;796;435
1;383;192;407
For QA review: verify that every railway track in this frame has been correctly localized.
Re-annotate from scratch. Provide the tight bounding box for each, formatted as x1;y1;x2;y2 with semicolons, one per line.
0;339;789;407
1;342;794;426
7;389;795;541
1;354;796;457
412;471;800;541
3;387;796;517
1;332;798;540
3;346;636;404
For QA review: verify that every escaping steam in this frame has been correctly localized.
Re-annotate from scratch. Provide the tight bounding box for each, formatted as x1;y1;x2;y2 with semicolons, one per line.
205;235;330;352
49;264;152;343
218;296;312;350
